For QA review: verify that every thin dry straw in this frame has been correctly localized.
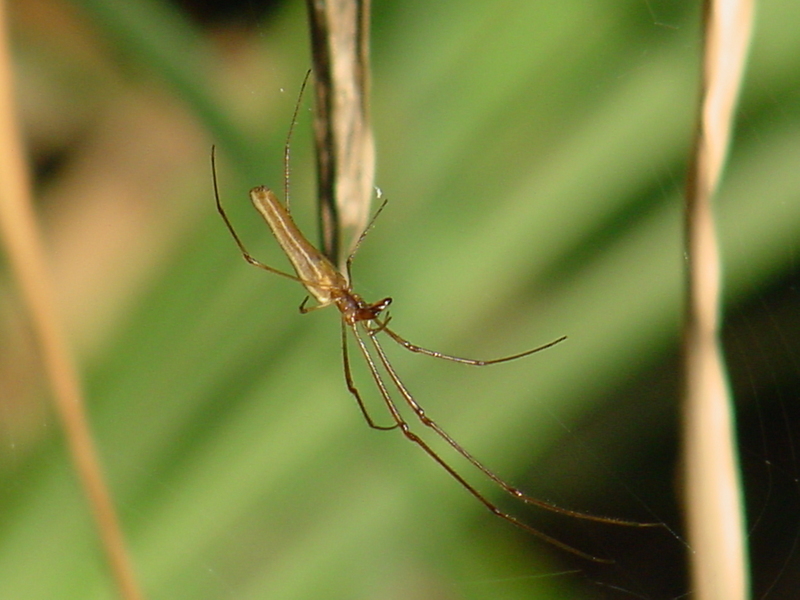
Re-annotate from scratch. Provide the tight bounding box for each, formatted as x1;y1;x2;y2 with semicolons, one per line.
305;0;375;271
0;2;144;599
683;1;754;599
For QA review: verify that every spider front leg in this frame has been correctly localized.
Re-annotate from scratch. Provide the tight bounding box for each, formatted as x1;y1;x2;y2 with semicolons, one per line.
340;321;397;431
367;327;660;528
348;322;612;562
365;313;392;335
382;326;568;366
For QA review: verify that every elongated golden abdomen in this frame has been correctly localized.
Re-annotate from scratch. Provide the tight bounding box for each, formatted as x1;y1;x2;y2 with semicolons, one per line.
249;186;347;307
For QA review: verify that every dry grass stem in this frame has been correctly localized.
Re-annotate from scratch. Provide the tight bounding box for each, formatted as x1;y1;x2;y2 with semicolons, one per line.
682;1;755;599
0;2;143;599
305;0;375;270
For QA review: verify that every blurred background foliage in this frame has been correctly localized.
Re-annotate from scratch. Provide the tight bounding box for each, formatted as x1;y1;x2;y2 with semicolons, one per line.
1;0;799;598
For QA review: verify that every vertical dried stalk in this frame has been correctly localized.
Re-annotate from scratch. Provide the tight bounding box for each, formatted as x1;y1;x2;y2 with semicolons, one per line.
305;0;374;272
682;1;754;599
0;3;143;599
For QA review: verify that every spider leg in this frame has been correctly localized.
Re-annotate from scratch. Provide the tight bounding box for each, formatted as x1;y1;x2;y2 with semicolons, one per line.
348;323;614;562
340;320;397;431
212;146;303;282
282;70;313;213
382;327;568;366
368;328;659;528
344;198;389;283
365;313;392;334
299;296;334;314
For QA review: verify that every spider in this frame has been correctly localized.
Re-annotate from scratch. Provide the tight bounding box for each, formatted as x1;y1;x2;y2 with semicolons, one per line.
211;72;656;561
